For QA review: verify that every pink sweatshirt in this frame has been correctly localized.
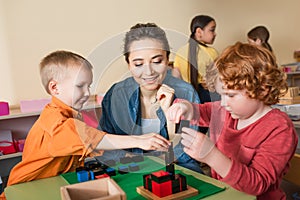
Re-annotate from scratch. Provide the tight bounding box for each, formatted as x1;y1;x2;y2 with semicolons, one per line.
191;101;298;200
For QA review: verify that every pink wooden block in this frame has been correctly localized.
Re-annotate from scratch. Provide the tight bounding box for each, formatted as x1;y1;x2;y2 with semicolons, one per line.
20;98;51;113
0;101;9;116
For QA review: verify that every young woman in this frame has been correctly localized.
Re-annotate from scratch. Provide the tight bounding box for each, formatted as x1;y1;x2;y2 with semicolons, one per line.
98;23;203;173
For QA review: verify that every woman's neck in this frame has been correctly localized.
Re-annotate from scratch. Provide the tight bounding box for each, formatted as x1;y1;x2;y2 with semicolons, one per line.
140;88;159;119
140;88;157;104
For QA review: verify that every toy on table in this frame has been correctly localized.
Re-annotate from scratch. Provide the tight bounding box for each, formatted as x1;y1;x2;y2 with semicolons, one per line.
137;143;198;199
175;120;190;134
77;155;144;182
76;161;107;182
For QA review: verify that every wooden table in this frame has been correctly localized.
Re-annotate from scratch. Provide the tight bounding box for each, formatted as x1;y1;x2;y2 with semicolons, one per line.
4;157;256;200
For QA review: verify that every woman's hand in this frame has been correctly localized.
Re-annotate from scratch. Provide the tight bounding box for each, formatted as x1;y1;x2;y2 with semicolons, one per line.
156;84;175;114
135;133;171;151
166;100;193;124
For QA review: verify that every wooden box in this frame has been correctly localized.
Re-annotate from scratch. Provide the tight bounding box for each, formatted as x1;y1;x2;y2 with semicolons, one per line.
61;177;126;200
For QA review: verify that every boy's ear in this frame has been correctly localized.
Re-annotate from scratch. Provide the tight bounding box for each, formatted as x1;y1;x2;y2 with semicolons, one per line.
48;80;58;95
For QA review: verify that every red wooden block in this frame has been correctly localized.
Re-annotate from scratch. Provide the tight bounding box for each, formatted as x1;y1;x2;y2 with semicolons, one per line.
152;180;172;197
95;173;109;179
151;170;170;183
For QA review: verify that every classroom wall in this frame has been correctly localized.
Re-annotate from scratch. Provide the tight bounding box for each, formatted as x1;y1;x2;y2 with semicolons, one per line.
0;1;15;103
0;0;299;105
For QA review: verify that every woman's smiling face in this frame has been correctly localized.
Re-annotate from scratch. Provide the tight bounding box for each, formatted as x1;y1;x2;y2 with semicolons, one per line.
127;38;169;91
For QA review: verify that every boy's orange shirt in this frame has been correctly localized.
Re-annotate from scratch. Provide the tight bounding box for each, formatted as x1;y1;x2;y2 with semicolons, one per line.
5;96;105;187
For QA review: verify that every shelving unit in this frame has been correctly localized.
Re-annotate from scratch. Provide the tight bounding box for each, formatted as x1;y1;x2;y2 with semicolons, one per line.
0;107;39;178
0;102;102;178
286;71;300;87
294;121;300;129
0;152;23;160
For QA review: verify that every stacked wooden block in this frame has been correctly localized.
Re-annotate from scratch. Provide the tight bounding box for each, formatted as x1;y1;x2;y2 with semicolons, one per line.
279;87;300;105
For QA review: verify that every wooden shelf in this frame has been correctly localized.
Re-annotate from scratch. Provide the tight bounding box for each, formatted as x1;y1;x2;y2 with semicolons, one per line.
0;101;101;120
0;100;102;177
0;152;22;161
293;121;300;129
286;71;300;87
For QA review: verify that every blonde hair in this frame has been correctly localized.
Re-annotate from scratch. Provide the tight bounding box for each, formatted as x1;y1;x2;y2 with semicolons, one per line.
215;42;287;105
40;50;93;94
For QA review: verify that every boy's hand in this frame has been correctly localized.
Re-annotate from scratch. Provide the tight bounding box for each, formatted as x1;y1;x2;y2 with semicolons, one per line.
181;127;232;178
181;127;215;162
136;133;171;151
156;84;175;114
166;100;193;124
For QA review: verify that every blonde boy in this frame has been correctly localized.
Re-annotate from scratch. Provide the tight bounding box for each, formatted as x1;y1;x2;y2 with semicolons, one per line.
1;51;169;198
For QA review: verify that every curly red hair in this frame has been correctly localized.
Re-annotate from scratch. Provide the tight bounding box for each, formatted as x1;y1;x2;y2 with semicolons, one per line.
215;42;287;105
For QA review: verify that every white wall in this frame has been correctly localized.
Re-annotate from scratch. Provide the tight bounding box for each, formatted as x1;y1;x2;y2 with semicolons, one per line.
0;0;14;103
1;0;299;105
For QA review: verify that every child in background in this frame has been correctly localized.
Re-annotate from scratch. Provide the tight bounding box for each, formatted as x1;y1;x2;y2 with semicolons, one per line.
173;15;219;134
167;42;298;200
173;15;218;104
0;50;170;198
247;25;273;52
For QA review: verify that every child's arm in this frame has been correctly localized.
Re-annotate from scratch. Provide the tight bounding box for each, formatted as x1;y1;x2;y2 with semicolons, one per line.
96;133;170;151
167;99;194;123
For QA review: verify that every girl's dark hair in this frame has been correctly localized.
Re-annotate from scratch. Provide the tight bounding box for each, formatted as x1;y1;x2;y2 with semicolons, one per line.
247;26;273;52
123;23;170;63
188;15;215;92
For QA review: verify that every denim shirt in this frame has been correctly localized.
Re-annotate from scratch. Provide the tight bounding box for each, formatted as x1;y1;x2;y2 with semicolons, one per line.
98;72;201;168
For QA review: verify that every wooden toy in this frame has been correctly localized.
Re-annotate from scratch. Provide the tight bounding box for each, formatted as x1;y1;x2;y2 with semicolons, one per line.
131;155;144;162
175;120;190;133
118;166;129;174
104;159;117;166
105;167;116;176
137;143;198;199
61;178;126;200
120;156;132;164
128;163;140;172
